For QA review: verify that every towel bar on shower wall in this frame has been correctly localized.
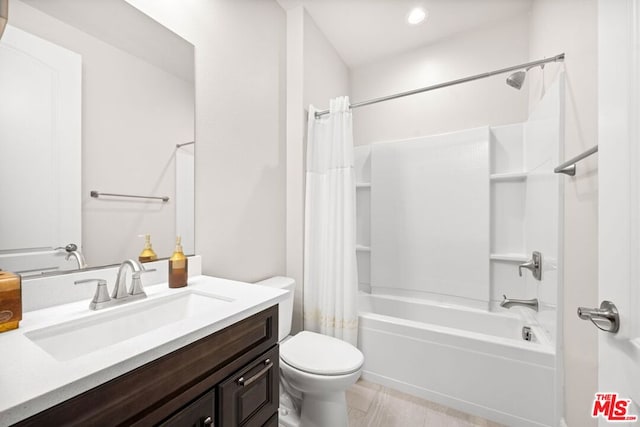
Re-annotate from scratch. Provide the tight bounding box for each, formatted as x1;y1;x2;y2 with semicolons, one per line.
554;145;598;176
90;191;169;202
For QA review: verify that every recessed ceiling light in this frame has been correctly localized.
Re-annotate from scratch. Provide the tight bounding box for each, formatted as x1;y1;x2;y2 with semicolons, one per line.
407;7;427;25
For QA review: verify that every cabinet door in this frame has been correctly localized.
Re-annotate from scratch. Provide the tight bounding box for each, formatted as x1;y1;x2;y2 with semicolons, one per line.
218;346;279;427
262;413;279;427
161;389;215;427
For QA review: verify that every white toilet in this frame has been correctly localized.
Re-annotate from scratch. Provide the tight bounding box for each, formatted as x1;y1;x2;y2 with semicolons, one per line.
256;277;364;427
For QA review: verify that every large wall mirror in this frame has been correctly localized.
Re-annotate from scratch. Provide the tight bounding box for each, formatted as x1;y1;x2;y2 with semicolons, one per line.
0;0;195;276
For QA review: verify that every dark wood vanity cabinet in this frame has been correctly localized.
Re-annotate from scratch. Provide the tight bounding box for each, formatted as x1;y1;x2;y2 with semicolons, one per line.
14;305;279;427
160;390;216;427
218;345;279;427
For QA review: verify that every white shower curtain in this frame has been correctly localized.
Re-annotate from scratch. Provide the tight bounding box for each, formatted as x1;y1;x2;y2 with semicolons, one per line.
303;96;359;346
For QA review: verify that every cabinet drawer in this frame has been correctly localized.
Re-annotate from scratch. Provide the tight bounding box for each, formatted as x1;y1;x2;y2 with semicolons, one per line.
160;390;215;427
218;346;279;427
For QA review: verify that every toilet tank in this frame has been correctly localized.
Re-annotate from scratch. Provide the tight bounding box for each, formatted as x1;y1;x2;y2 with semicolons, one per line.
254;276;295;341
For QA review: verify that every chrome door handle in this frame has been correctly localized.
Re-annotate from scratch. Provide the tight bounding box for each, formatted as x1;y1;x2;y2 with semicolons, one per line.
518;251;542;281
577;301;620;333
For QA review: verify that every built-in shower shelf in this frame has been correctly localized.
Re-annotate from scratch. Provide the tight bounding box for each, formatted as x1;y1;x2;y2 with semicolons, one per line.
490;253;529;262
489;172;527;182
356;245;371;252
356;182;371;189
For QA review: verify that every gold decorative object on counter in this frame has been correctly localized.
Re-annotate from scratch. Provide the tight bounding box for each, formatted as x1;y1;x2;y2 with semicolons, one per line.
0;271;21;333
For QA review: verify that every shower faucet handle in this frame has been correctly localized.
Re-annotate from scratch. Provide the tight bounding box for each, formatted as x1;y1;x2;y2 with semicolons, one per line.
518;251;542;281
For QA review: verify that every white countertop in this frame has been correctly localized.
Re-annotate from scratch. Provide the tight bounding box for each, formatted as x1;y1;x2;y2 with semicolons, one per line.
0;275;287;426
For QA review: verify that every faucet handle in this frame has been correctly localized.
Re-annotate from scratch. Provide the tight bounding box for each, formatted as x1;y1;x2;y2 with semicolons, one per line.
130;268;156;296
56;243;78;252
75;278;111;310
518;261;534;277
518;251;542;281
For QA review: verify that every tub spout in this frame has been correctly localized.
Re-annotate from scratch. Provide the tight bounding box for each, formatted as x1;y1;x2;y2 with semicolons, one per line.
501;295;539;312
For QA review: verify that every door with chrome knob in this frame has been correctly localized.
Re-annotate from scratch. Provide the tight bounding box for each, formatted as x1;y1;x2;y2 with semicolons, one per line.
577;301;620;333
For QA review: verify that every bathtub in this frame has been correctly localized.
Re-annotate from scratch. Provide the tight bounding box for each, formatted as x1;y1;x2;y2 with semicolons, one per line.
357;293;556;427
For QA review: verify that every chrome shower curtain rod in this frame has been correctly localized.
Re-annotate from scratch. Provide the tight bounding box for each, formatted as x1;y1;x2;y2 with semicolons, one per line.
314;53;565;118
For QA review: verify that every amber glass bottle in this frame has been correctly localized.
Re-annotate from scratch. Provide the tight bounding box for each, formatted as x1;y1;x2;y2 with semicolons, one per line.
169;236;188;288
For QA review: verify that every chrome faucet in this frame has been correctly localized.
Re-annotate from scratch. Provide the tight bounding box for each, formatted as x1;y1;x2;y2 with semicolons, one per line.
66;250;88;269
74;259;155;310
500;294;539;312
56;243;88;269
112;259;145;299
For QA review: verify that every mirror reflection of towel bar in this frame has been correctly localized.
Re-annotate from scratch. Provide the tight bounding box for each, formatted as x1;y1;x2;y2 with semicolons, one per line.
90;191;169;202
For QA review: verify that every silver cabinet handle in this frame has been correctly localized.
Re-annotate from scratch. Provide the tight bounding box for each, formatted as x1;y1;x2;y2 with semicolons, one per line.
237;359;273;387
203;416;213;425
577;301;620;333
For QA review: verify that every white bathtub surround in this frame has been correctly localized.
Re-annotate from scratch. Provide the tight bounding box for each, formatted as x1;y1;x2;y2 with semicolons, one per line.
304;96;359;345
353;75;565;426
370;127;491;308
358;293;554;427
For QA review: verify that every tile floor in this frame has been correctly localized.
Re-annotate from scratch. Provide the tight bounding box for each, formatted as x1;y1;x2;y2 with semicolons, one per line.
346;380;505;427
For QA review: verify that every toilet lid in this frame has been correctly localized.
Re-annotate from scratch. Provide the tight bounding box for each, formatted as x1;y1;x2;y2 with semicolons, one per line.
280;331;364;375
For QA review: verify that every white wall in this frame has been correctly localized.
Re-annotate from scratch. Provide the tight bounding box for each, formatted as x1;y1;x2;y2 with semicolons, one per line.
303;11;350;108
351;14;530;145
284;6;351;332
125;0;287;282
527;1;599;426
10;0;194;267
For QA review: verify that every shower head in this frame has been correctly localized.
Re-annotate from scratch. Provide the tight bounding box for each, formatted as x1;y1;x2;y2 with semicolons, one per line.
506;64;545;90
506;71;527;90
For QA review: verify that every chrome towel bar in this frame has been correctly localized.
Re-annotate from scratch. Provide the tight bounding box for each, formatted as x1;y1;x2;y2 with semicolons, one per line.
90;191;169;202
554;145;598;176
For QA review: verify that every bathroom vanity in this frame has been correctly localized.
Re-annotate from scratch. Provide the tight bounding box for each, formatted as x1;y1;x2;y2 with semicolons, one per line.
15;306;279;427
0;260;287;427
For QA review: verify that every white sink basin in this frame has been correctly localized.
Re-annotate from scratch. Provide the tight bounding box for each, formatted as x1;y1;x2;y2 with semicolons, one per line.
25;291;232;361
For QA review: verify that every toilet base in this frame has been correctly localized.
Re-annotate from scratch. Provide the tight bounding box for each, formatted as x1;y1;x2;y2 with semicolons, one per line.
278;405;301;427
278;388;349;427
278;386;301;427
300;391;349;427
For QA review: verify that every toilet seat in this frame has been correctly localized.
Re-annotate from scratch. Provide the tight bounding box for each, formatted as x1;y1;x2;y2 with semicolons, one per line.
280;331;364;376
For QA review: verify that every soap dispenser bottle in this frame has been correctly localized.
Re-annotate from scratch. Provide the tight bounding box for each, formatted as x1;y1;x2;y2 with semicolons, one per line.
138;234;158;263
169;236;188;288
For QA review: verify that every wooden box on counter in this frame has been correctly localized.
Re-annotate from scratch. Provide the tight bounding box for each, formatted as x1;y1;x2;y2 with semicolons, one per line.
0;271;21;333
